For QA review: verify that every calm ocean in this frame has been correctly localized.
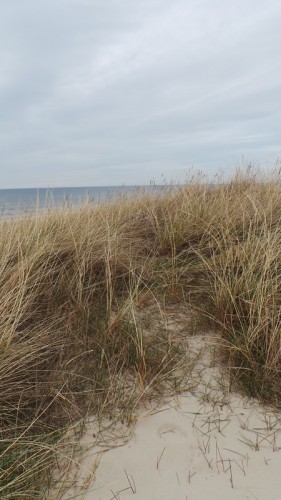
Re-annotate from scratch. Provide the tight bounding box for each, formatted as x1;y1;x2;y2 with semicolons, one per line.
0;186;163;218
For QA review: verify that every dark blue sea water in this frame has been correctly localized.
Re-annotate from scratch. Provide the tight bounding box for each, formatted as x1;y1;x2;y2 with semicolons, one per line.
0;186;164;218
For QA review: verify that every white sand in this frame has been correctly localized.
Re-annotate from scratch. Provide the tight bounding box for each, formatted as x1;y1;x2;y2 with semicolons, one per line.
56;332;281;500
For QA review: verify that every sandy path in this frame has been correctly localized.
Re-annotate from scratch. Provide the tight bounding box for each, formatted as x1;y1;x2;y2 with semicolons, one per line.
54;329;281;500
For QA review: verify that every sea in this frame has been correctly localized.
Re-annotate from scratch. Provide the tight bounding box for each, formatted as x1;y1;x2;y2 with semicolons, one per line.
0;185;165;219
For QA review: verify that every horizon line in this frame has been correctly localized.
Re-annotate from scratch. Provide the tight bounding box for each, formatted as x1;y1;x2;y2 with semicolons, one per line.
0;183;177;190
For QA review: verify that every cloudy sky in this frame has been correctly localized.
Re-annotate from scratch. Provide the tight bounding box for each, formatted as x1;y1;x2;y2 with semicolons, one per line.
1;0;281;187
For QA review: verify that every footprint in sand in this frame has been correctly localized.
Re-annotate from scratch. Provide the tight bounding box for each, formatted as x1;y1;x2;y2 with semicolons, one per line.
158;423;187;441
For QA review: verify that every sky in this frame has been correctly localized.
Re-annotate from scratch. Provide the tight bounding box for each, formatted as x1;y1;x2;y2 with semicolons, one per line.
0;0;281;188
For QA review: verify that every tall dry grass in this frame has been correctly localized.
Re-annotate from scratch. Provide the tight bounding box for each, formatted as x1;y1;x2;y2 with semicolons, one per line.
1;167;281;497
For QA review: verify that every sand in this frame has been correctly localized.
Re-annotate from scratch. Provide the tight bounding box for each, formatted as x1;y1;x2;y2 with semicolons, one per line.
54;328;281;500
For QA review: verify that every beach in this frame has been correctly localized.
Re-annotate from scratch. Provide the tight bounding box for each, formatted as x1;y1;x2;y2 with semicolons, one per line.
1;173;281;498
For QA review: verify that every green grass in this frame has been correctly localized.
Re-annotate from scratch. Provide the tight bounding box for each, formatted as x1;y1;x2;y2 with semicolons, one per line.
1;166;281;497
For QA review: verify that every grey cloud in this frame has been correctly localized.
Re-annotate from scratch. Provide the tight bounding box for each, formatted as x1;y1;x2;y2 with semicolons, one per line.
0;0;281;187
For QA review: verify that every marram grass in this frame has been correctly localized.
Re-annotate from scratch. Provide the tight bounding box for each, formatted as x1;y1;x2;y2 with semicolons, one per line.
1;167;281;497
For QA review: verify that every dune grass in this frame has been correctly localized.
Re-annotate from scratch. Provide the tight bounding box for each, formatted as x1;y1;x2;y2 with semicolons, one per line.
1;167;281;497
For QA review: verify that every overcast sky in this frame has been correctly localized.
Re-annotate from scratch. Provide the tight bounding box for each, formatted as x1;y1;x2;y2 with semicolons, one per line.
1;0;281;187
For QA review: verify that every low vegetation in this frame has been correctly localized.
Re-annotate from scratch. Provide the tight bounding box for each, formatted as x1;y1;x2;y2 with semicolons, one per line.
1;167;281;497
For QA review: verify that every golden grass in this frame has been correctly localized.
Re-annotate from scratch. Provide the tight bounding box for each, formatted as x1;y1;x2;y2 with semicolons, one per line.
1;167;281;497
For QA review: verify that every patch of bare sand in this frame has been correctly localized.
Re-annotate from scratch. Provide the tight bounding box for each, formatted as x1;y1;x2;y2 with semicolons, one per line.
50;309;281;500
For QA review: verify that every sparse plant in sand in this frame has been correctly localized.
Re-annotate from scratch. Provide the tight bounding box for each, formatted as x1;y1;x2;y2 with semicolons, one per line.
1;166;281;497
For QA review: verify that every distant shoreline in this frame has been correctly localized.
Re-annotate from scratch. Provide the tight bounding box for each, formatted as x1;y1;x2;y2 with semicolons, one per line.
0;184;173;219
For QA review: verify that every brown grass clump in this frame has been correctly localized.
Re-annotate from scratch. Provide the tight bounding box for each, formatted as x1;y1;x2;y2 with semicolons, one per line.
1;166;281;497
